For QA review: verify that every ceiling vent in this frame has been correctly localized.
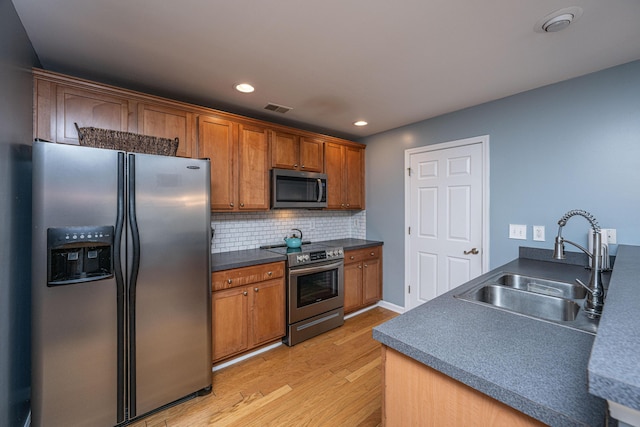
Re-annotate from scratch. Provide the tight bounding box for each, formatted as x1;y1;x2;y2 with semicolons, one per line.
264;103;293;114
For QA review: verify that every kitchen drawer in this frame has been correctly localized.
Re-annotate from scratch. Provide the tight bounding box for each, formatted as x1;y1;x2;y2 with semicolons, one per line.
344;246;381;264
212;261;284;291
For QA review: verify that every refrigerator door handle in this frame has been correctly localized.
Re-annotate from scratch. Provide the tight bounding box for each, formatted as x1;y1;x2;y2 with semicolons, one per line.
115;152;126;423
127;153;140;416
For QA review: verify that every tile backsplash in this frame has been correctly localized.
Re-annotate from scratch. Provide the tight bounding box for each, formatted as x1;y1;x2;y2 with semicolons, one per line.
211;210;366;253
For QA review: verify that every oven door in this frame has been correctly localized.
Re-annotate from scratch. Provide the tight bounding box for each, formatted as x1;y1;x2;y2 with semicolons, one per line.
288;260;344;324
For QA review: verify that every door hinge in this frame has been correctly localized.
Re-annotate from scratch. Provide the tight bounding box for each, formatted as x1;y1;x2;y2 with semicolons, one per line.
408;285;411;294
407;167;412;176
408;226;411;235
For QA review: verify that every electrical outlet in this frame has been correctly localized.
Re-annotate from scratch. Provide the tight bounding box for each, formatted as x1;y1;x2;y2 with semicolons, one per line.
533;225;545;242
509;224;527;240
602;228;617;244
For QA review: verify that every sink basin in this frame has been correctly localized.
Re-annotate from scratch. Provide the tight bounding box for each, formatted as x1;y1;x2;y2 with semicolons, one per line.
458;284;580;322
454;273;599;334
494;273;586;299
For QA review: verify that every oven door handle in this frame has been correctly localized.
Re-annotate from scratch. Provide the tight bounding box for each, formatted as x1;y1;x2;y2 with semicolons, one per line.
290;260;343;276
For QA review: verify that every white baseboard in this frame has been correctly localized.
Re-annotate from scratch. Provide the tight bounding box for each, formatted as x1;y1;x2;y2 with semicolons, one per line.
377;300;405;314
212;341;283;372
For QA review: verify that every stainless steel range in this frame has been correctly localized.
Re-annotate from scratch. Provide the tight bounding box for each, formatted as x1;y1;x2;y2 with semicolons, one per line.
264;243;344;345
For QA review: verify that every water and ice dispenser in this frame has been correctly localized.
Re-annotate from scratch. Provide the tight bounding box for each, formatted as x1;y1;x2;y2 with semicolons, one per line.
47;226;115;286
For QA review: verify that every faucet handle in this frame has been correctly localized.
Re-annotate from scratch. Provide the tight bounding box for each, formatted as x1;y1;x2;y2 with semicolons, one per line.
575;279;593;295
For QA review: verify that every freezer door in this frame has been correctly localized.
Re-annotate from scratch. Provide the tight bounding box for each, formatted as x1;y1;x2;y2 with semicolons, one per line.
32;142;121;427
128;153;212;417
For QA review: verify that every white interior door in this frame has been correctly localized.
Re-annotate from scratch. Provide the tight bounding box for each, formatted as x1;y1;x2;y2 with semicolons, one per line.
405;136;488;310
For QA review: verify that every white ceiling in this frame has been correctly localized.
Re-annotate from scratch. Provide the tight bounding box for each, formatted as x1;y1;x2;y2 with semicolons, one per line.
12;0;640;139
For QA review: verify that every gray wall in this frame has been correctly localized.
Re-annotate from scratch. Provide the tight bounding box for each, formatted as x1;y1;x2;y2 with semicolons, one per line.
362;60;640;307
0;0;40;425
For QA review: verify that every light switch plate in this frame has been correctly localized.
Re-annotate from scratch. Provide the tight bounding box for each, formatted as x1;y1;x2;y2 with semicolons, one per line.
533;225;545;241
509;224;527;240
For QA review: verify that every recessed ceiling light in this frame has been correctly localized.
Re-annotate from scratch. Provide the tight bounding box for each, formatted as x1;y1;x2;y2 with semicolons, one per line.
535;7;583;33
235;83;255;93
354;121;368;127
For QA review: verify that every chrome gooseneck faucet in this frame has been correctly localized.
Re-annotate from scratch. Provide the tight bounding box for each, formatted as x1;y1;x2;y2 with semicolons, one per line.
552;209;605;318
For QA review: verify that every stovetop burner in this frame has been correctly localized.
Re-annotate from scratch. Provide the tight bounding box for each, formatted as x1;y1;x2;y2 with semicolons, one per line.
264;242;334;255
261;241;344;267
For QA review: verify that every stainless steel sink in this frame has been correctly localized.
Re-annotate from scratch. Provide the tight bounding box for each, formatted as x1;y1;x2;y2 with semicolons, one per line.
459;284;580;322
494;273;586;299
454;273;599;334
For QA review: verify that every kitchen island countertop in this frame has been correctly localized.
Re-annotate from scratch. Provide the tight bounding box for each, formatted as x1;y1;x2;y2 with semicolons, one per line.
373;254;612;426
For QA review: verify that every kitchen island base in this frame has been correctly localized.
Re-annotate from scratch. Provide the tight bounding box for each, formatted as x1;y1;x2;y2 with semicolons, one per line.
382;346;545;426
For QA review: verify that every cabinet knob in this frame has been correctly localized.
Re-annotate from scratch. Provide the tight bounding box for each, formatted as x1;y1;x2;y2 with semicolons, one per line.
370;252;375;256
350;256;355;260
268;271;272;276
364;264;368;268
301;164;305;169
346;203;350;208
341;203;345;208
358;265;362;269
254;287;259;292
240;203;245;208
227;279;232;284
243;291;248;296
294;163;298;168
229;202;234;207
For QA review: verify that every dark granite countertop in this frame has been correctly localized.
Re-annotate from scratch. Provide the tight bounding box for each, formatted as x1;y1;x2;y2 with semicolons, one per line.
211;238;383;272
211;249;286;272
588;245;640;414
373;256;609;427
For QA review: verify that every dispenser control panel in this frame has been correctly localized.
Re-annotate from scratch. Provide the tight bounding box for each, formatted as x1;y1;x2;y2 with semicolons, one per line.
47;226;115;286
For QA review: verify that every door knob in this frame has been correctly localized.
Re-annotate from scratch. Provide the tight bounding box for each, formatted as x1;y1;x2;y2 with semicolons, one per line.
464;248;479;255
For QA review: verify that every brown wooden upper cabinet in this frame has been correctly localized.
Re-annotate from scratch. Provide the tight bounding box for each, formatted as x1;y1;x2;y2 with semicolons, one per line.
34;78;130;144
271;130;324;172
137;103;195;158
198;116;270;212
325;142;365;210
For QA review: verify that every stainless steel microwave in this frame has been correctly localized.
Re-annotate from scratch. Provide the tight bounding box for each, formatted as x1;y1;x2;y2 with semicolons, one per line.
271;169;327;209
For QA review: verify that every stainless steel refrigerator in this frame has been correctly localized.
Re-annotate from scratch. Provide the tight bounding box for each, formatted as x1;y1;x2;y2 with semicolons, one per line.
31;141;212;426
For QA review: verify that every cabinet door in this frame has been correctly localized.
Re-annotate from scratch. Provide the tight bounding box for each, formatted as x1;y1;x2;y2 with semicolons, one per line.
251;279;285;346
299;137;324;172
271;131;299;170
56;86;129;144
345;146;365;209
137;103;195;158
324;142;345;209
344;261;363;313
238;124;270;210
198;116;237;211
363;257;381;305
212;287;249;361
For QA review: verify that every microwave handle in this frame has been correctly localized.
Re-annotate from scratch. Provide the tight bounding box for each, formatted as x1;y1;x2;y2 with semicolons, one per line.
317;178;324;203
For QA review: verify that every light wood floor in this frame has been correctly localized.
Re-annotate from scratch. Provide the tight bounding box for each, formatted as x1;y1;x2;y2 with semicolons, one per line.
130;307;398;427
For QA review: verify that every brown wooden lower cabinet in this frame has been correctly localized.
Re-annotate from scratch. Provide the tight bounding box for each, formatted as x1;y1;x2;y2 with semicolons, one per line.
344;245;382;313
212;262;285;362
382;346;546;426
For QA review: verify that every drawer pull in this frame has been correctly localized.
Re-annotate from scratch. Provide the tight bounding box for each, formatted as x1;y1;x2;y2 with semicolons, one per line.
350;256;355;260
268;271;272;276
370;252;375;256
227;279;232;284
